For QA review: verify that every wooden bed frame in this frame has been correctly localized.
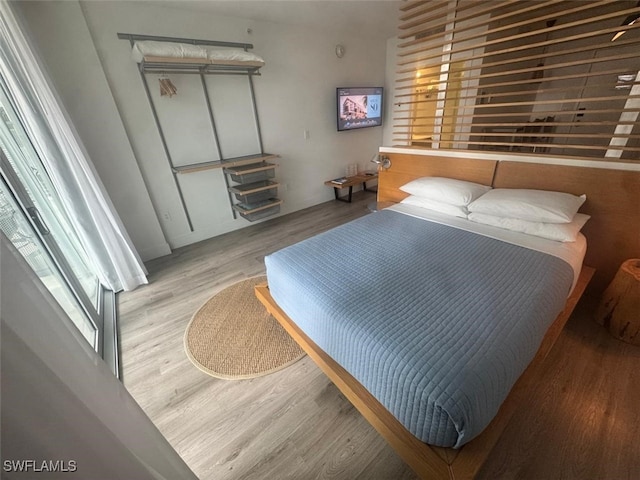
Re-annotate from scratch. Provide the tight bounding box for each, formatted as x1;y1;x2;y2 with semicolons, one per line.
255;268;593;479
252;151;634;479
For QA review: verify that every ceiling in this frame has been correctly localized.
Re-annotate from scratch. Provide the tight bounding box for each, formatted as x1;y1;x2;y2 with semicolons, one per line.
153;0;402;39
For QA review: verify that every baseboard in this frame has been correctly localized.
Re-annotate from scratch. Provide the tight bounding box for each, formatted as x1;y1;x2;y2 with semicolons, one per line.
137;242;172;261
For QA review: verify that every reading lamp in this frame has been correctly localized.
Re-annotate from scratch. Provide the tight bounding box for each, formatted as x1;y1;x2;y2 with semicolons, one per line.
370;153;391;169
611;3;640;41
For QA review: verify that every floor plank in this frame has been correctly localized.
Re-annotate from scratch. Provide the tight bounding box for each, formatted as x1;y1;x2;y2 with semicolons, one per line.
476;295;640;480
118;193;638;479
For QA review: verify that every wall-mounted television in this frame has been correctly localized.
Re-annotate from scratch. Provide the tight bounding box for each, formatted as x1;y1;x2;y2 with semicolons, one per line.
337;87;383;131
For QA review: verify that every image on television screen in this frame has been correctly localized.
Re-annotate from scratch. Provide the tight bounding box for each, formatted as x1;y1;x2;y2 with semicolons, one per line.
337;87;383;131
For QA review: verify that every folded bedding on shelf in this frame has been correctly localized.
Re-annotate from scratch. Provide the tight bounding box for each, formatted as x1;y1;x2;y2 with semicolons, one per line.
131;40;265;66
206;49;264;65
131;40;207;62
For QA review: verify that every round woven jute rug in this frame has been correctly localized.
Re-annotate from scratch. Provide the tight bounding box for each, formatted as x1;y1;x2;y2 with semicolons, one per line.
184;276;305;380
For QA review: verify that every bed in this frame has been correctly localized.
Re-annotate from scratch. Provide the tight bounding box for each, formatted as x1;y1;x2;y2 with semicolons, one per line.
255;153;603;479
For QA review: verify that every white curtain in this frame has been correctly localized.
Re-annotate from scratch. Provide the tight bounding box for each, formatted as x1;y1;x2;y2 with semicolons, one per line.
0;3;147;291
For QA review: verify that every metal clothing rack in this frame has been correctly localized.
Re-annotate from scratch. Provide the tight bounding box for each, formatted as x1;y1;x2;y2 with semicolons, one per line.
117;33;267;229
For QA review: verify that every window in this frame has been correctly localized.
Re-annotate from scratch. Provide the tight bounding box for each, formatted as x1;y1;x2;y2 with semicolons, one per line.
0;90;119;376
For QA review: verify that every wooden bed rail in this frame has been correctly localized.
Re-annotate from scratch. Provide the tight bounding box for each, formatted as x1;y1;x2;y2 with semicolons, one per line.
254;283;451;479
255;265;594;480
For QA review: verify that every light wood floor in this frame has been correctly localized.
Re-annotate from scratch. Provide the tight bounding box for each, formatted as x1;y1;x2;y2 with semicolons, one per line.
118;192;639;480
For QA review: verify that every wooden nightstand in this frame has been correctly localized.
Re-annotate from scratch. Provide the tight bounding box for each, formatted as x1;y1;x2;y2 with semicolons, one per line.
324;173;378;203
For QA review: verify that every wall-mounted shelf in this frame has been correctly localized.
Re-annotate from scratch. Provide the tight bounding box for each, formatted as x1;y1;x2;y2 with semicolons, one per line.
117;32;278;228
223;161;281;221
224;161;277;182
233;198;283;222
228;180;279;203
173;153;278;174
140;57;263;75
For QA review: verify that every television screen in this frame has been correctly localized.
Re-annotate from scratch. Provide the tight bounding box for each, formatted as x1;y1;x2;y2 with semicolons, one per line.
337;87;383;131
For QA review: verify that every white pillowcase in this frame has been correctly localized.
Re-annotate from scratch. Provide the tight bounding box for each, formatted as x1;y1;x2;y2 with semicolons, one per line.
468;212;590;242
467;188;586;223
399;177;492;207
132;41;209;63
400;195;468;218
206;48;265;64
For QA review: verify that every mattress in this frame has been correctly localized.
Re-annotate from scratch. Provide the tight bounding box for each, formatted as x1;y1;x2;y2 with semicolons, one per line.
264;208;580;448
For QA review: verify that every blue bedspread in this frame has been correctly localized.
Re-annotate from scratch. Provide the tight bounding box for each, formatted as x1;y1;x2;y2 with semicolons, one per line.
265;210;573;448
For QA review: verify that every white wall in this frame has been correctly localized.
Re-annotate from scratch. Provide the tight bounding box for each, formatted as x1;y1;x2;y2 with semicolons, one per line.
22;1;388;251
15;1;171;261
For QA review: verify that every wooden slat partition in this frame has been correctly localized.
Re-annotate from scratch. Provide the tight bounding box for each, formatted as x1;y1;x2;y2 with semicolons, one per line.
395;0;640;161
398;3;634;58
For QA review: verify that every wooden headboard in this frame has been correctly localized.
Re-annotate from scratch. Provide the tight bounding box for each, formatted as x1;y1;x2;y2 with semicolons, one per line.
378;152;640;294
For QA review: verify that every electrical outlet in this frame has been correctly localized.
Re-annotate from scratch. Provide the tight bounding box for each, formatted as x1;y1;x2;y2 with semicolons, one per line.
163;212;172;221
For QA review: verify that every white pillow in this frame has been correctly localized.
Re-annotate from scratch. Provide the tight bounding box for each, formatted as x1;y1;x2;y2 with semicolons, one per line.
467;188;586;224
132;41;208;63
399;177;492;206
468;212;590;242
206;48;265;64
400;195;468;218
